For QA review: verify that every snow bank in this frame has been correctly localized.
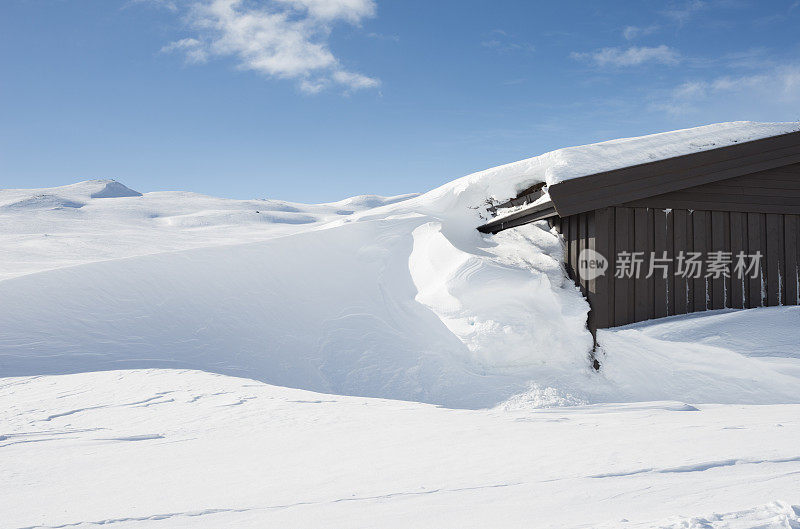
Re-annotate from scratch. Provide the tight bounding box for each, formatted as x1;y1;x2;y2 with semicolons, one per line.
2;122;799;408
409;221;590;369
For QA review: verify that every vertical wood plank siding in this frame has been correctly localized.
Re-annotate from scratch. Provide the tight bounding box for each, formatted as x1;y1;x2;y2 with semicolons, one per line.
593;207;615;328
558;207;800;329
729;212;747;308
653;209;670;318
692;210;709;312
613;207;634;325
786;215;800;305
672;210;689;315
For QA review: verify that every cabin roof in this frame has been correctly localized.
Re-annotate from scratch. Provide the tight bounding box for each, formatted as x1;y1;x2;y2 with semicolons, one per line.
478;129;800;234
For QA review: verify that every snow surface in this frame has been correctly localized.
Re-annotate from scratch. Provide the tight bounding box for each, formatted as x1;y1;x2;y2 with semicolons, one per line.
3;124;800;408
2;121;800;527
2;369;799;529
0;179;418;281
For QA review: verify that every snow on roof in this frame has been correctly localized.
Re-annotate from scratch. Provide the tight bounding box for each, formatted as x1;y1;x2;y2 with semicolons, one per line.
421;122;800;215
521;121;799;187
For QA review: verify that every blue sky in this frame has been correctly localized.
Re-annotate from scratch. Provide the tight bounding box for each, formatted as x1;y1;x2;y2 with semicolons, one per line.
1;0;799;202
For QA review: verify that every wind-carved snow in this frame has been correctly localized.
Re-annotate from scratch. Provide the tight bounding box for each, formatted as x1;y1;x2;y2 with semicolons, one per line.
409;221;590;370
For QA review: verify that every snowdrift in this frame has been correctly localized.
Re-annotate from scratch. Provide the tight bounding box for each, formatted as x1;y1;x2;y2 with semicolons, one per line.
2;122;800;408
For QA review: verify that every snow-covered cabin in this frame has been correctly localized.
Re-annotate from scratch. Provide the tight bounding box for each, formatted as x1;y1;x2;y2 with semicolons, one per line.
478;126;800;335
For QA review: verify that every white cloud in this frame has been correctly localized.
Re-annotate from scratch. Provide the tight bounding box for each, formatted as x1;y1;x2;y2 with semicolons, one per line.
660;0;707;25
671;80;706;99
332;70;380;89
571;45;680;67
657;65;800;114
160;0;379;93
128;0;181;12
366;32;399;42
160;37;208;63
273;0;374;22
722;47;770;69
622;25;658;40
480;29;535;53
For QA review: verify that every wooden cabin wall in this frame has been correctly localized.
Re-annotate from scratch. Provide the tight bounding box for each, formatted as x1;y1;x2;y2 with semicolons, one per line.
554;207;800;330
622;162;800;215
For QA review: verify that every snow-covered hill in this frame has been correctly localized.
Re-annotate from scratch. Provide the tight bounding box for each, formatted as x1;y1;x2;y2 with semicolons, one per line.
2;121;800;528
0;178;418;281
2;122;800;408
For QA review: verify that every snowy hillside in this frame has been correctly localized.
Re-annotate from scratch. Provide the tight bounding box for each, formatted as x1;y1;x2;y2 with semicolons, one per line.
0;179;417;281
2;121;800;528
2;122;800;407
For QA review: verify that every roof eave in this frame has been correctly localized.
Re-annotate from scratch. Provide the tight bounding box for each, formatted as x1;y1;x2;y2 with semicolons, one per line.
477;200;557;234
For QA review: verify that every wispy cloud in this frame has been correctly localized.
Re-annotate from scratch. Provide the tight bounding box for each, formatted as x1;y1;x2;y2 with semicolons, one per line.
366;32;399;42
622;25;658;40
571;45;680;67
128;0;181;12
160;37;208;63
660;0;707;25
158;0;380;93
722;47;770;69
481;30;535;53
656;64;800;114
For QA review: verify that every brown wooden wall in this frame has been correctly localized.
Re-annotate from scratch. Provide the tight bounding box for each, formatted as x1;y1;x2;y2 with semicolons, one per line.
556;207;800;329
623;162;800;214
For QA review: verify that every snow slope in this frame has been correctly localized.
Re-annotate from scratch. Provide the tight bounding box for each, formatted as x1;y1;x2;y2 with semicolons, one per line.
2;122;800;408
2;369;799;529
0;179;418;281
3;121;800;528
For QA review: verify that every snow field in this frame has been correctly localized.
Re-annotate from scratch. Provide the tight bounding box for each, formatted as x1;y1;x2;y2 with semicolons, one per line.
3;121;800;528
1;370;799;529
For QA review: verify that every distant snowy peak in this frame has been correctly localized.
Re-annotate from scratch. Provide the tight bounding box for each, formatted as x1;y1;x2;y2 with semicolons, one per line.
56;179;142;199
86;180;142;198
0;179;142;209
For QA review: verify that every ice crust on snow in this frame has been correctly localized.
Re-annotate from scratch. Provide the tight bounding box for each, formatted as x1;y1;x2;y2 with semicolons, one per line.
1;122;800;409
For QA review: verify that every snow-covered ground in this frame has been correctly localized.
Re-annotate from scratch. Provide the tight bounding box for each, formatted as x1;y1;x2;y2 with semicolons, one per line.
0;178;417;281
2;121;799;527
3;369;800;528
